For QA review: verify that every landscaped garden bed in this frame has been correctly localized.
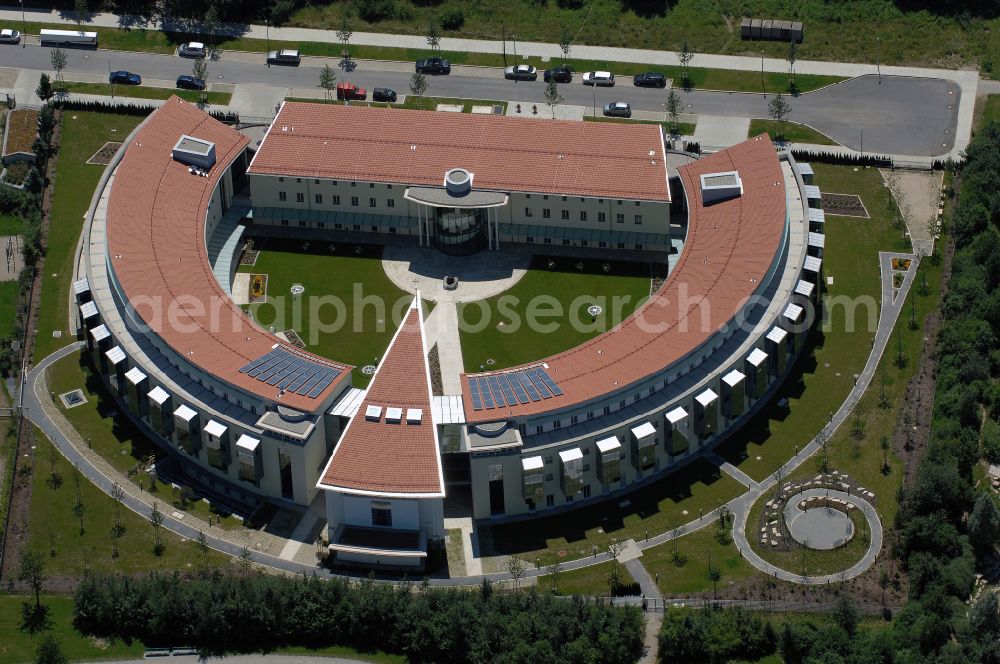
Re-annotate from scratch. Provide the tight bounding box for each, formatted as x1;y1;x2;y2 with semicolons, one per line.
821;192;869;217
2;107;39;159
248;273;267;303
85;141;123;165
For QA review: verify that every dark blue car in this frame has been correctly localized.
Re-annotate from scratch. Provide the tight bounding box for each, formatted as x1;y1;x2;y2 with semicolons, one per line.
176;75;206;90
109;70;141;85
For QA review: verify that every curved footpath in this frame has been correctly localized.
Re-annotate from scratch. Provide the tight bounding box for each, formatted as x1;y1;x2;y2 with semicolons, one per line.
21;252;913;587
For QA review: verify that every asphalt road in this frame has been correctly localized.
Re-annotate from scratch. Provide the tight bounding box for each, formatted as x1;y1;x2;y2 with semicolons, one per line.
1;43;959;156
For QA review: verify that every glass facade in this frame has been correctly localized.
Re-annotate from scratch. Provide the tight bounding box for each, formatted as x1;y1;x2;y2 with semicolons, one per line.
434;207;486;255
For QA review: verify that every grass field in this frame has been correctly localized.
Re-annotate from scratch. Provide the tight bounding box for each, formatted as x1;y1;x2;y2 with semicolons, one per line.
45;353;246;529
0;594;143;664
33;112;142;362
980;95;1000;127
239;239;409;387
458;255;651;373
542;559;638;596
0;214;24;236
748;119;837;145
641;524;755;595
0;281;19;339
27;433;232;576
585;115;698;137
478;458;744;566
60;81;232;105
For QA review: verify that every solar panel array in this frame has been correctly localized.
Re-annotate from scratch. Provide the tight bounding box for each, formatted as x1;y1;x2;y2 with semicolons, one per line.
239;347;342;398
468;366;563;411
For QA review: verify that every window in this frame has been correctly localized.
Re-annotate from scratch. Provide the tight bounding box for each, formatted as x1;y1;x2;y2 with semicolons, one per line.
619;399;626;408
562;239;570;246
295;178;302;183
526;236;534;243
544;474;554;482
332;180;338;186
587;411;594;420
525;207;533;217
317;222;325;229
351;182;356;187
583;485;591;498
561;210;569;220
278;177;284;182
617;200;623;206
296;192;304;203
616;213;625;224
387;199;395;208
389;227;396;234
298;220;306;227
553;420;561;429
636;243;643;250
526;194;532;199
583;464;591;472
369;183;375;188
617;242;625;249
603;405;610;415
332;195;340;205
581;240;588;247
598;212;606;223
536;425;543;435
599;241;607;248
543;208;551;219
489;464;503;481
543;237;552;245
371;225;378;232
544;456;553;464
314;179;320;184
387;184;393;190
634;214;643;224
580;211;588;221
369;197;377;208
561;196;567;202
570;415;578;424
543;195;549;200
352;224;361;231
598;198;604;203
280;219;289;226
278;191;287;202
371;501;392;527
546;495;554;507
351;196;359;206
335;223;343;230
315;193;323;204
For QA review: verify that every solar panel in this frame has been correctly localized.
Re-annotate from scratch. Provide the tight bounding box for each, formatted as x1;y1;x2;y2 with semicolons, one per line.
285;364;323;392
468;377;483;410
516;372;541;401
295;368;330;396
480;377;495;408
248;352;288;378
239;348;279;374
536;367;564;396
258;356;296;382
505;373;529;404
266;356;305;385
278;361;317;390
497;374;517;405
487;376;506;408
524;369;552;398
307;370;339;398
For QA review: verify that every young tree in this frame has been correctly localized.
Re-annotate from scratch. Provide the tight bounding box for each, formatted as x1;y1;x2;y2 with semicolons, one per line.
319;64;337;101
111;482;125;536
507;556;526;591
409;72;428;98
74;0;87;25
34;634;67;664
786;40;797;90
36;73;53;102
543;76;563;119
337;12;354;66
677;40;694;89
426;19;441;54
150;502;164;555
665;89;681;136
768;92;792;142
239;544;254;576
546;561;561;594
607;538;625;596
72;471;85;535
558;27;572;62
192;57;209;104
49;49;67;88
708;565;721;599
879;434;890;474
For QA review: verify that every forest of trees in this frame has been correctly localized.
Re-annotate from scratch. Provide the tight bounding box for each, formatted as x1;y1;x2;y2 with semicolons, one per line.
72;571;645;662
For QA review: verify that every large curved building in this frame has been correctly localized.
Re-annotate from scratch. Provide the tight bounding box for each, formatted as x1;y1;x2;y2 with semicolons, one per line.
78;98;824;568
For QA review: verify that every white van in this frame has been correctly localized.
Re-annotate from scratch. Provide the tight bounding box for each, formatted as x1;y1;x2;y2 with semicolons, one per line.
39;29;98;47
178;41;206;58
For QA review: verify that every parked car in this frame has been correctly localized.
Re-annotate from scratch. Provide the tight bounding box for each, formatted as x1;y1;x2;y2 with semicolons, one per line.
176;75;206;90
633;72;667;87
336;81;367;101
0;28;20;44
603;102;632;118
109;70;142;85
415;57;451;74
504;64;538;81
372;87;397;102
178;41;206;58
583;71;615;86
267;49;301;66
543;64;572;83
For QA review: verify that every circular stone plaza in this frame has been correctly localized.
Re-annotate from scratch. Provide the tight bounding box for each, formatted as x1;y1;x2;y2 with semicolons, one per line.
73;97;826;569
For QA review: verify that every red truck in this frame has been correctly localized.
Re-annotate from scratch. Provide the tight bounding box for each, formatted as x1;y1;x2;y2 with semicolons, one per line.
336;82;367;101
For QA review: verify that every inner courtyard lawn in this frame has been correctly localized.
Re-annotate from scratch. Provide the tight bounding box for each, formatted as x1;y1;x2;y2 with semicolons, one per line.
459;255;653;373
477;458;744;568
239;239;409;387
641;524;755;596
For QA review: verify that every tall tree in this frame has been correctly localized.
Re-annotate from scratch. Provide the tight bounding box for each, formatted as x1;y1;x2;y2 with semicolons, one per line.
409;72;428;98
73;0;87;26
203;5;220;56
968;493;1000;555
319;64;337;101
19;550;46;610
768;92;791;142
36;73;53;102
543;76;563;119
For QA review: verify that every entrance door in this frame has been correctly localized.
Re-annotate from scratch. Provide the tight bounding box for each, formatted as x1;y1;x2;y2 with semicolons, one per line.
488;463;504;515
279;452;294;500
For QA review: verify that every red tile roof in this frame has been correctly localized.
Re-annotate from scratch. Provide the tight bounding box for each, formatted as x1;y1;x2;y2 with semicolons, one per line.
105;98;350;412
319;301;444;496
462;135;787;422
248;102;670;202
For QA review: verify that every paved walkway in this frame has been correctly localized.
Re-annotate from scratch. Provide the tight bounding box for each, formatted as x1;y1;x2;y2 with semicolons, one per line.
0;7;978;158
694;115;752;150
423;303;465;395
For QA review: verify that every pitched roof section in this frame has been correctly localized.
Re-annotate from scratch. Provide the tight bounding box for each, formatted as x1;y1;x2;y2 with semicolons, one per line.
462;135;787;422
248;102;670;202
319;299;444;496
105;97;350;412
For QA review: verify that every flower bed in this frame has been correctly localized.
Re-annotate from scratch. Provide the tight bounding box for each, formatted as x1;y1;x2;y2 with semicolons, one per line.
249;273;267;303
891;257;911;271
2;108;39;158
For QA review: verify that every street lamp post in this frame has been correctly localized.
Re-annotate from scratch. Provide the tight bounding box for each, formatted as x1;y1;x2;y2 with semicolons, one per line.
876;37;881;84
760;49;765;97
266;19;270;67
593;81;596;119
20;0;26;48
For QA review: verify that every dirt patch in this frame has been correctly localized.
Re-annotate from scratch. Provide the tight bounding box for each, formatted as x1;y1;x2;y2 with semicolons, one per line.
85;141;122;166
821;192;869;218
428;344;443;396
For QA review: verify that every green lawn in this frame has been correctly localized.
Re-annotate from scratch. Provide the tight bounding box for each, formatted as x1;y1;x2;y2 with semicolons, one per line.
0;214;23;235
60;81;231;105
459;255;652;373
45;352;245;530
33;112;143;362
715;164;914;484
748;119;837;145
981;94;1000;127
0;594;143;664
542;559;638;596
0;281;19;339
285;95;508;114
239;239;409;387
641;525;755;596
27;433;232;576
276;646;405;663
477;458;744;566
585;115;698;137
